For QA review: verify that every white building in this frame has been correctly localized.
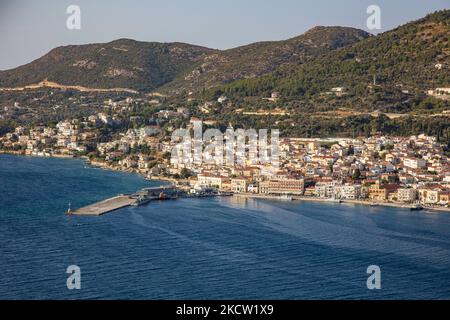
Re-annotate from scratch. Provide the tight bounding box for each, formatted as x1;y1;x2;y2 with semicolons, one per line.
315;182;335;198
217;96;228;104
197;174;226;189
338;185;362;200
397;188;418;203
403;158;426;169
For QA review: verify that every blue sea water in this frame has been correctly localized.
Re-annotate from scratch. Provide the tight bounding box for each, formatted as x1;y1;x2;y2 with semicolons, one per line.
1;154;450;300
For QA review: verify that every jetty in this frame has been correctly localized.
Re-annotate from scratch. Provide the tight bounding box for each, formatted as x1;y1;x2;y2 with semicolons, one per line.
68;186;183;216
69;195;136;216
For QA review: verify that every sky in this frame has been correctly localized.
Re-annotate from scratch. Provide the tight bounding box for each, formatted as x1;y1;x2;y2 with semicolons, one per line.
0;0;449;70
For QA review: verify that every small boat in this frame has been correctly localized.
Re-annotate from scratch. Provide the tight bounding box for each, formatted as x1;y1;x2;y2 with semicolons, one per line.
131;196;151;207
410;205;424;211
280;194;293;201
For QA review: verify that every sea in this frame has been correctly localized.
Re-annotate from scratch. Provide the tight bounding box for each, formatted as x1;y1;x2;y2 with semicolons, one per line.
1;154;450;300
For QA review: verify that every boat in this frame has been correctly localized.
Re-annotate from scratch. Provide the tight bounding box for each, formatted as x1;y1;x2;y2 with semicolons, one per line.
131;196;152;207
410;205;424;211
280;194;293;201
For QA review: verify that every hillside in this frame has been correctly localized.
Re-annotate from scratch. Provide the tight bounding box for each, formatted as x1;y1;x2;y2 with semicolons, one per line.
0;39;215;92
0;10;449;143
163;26;370;93
0;28;369;93
216;10;450;111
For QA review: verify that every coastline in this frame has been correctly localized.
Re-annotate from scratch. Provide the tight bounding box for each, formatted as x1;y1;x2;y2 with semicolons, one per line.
0;150;174;184
0;150;173;186
233;193;450;213
88;158;178;185
2;151;449;213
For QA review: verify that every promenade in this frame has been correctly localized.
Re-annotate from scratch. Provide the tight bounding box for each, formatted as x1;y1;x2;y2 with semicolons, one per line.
233;193;450;213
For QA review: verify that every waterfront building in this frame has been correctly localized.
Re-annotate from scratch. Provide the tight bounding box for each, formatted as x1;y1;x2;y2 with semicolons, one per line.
315;182;335;198
259;181;270;194
418;188;438;204
221;180;232;191
260;179;304;195
439;191;450;205
197;173;227;189
231;177;249;193
247;184;259;193
397;188;418;203
369;181;400;201
338;185;362;200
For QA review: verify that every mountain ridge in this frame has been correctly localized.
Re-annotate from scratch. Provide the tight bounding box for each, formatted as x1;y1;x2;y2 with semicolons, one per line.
0;9;448;103
213;9;450;111
0;26;370;93
0;39;216;92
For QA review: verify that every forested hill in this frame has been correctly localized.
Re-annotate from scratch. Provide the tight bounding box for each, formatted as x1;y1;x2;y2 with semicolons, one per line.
162;26;370;93
215;10;450;107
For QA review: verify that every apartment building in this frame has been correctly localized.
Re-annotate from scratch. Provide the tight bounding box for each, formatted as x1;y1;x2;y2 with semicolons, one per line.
231;177;249;193
260;179;304;195
397;188;418;203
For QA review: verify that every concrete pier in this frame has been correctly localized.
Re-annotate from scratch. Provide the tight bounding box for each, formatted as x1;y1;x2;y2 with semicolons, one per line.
69;195;136;216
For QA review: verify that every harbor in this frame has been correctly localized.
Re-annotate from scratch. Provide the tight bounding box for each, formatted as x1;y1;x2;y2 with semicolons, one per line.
69;195;137;216
67;186;232;216
69;188;445;216
3;153;450;300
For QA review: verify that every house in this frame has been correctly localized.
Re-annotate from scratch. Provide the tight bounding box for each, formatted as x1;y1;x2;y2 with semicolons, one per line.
403;158;426;169
303;186;316;197
221;180;232;191
197;173;227;189
418;188;439;204
217;96;228;104
315;182;335;198
369;181;400;201
231;177;248;193
264;91;280;102
247;184;259;193
138;155;152;170
397;188;418;203
339;185;362;200
119;157;138;169
439;191;450;206
140;126;161;137
323;87;347;97
98;113;113;125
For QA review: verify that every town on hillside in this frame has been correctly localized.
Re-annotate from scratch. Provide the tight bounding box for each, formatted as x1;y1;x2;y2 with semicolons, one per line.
1;96;449;210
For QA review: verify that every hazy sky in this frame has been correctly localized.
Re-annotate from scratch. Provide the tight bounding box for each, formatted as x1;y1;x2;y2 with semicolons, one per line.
0;0;449;70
